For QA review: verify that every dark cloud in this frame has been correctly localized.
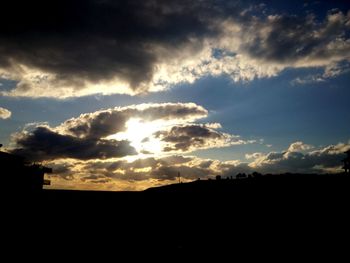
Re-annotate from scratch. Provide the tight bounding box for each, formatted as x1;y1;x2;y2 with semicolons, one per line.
81;175;112;184
1;1;349;97
159;155;193;165
47;153;247;184
43;140;350;190
60;103;207;139
220;163;253;177
0;0;225;95
241;10;350;65
11;126;136;161
154;124;235;152
63;155;212;182
46;161;75;180
9;102;212;161
62;110;129;139
80;155;194;180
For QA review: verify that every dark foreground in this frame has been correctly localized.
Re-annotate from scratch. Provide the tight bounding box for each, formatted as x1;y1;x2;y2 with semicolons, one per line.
3;173;350;256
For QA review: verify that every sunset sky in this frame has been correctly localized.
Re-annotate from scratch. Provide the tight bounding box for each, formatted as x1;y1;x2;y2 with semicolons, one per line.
1;0;350;190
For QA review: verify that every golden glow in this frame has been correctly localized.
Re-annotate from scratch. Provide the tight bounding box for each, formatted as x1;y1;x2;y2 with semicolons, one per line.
107;118;166;156
133;167;152;173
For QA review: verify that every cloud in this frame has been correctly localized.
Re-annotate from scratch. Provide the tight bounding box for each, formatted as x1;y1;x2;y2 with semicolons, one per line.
250;141;350;174
0;1;349;98
287;141;314;152
245;152;264;160
43;140;350;191
238;11;350;66
42;153;251;190
0;107;11;119
10;126;136;161
154;124;244;152
9;102;242;160
57;102;207;139
291;61;350;85
0;0;225;98
44;155;216;189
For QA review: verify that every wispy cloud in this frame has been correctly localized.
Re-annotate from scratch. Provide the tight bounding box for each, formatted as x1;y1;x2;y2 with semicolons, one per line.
291;61;350;85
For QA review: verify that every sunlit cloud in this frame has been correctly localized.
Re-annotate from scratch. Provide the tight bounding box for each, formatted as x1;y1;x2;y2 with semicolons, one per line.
1;2;349;98
0;106;11;119
106;118;168;158
42;140;350;191
249;141;350;174
9;102;249;161
1;1;349;193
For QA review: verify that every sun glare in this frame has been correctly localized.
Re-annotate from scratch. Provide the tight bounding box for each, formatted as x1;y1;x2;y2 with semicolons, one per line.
107;118;166;156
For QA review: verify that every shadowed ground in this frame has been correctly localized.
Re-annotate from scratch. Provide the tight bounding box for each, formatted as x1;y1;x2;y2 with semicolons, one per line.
4;173;349;256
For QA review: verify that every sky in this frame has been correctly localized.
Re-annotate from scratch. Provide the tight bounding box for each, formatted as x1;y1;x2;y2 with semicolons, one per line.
0;0;350;190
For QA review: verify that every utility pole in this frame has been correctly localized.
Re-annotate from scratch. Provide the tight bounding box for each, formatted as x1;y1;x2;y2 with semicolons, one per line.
178;172;181;184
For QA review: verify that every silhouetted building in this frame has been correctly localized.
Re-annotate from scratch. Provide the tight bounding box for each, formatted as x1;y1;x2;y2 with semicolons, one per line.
216;175;222;180
342;150;350;174
0;145;52;191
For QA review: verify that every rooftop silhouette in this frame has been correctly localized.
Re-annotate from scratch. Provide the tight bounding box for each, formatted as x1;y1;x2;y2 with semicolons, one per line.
0;144;52;191
342;150;350;174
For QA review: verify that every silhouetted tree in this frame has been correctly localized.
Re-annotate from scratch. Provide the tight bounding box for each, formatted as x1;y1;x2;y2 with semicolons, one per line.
252;171;262;178
236;173;247;179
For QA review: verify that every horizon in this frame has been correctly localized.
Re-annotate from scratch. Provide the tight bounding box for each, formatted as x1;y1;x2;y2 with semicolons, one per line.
1;0;350;191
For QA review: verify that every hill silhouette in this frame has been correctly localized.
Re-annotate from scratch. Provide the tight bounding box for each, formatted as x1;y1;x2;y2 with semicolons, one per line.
4;172;347;254
2;143;349;254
